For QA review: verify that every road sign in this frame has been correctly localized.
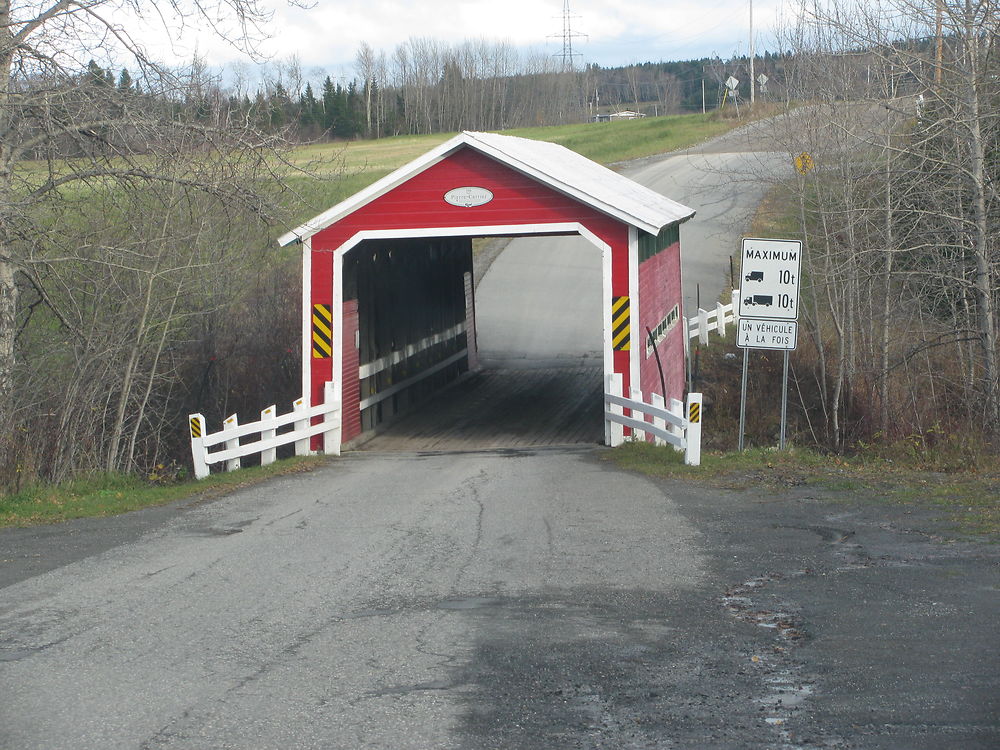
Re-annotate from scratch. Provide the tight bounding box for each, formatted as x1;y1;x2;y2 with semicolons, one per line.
794;151;814;175
757;73;768;85
737;318;798;350
726;76;739;91
737;238;802;321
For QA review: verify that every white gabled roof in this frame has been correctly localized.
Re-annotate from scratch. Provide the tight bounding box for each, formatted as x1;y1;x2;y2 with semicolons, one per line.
278;130;695;246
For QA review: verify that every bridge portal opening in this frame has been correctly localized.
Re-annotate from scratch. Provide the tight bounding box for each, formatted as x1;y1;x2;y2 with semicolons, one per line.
344;232;605;450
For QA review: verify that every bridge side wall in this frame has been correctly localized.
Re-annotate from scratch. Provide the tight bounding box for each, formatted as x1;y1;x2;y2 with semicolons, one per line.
637;231;685;406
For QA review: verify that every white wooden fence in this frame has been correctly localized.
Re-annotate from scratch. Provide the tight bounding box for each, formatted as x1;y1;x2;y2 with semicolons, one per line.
188;382;341;480
684;289;740;351
604;373;703;465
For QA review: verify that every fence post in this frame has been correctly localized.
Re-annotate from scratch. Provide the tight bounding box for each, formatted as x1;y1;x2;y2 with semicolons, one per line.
685;392;703;466
732;288;740;319
650;393;666;446
670;397;684;452
322;381;341;457
222;414;241;472
716;300;727;338
606;373;624;447
189;413;209;480
682;317;692;392
698;308;709;345
260;406;277;466
630;387;646;442
293;397;310;456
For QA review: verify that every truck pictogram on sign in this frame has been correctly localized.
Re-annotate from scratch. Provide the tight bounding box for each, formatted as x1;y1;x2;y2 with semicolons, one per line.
737;238;802;321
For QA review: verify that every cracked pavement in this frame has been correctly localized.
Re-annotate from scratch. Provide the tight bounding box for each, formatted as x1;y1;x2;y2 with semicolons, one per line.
1;447;997;749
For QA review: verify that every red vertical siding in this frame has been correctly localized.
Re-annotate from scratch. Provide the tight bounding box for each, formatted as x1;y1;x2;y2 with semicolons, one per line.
341;299;361;443
637;241;685;404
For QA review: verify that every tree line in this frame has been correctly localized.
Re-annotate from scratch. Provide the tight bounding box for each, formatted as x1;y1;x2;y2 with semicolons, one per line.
77;42;796;146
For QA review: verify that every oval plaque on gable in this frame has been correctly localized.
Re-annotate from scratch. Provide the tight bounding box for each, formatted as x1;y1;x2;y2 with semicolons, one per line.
444;186;494;207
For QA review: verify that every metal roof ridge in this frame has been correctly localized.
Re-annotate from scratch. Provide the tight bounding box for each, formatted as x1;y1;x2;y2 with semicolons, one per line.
277;130;693;247
458;131;664;233
460;131;694;232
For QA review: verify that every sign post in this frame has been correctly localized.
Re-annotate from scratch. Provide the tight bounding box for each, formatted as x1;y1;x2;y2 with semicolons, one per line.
736;237;802;450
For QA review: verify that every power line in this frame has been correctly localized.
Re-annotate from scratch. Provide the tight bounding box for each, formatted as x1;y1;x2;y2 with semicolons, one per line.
548;0;587;71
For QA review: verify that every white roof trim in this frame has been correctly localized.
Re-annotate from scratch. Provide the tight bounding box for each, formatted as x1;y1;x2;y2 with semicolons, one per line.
277;131;694;247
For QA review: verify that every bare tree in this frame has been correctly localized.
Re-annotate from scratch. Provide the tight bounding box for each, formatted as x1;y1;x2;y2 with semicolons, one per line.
0;0;298;482
356;42;376;137
766;0;998;447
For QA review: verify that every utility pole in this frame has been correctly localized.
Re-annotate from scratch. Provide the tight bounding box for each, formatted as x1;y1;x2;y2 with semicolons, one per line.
934;0;943;88
749;0;755;106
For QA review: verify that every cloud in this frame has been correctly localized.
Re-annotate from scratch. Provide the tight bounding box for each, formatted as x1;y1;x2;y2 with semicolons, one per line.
119;0;793;76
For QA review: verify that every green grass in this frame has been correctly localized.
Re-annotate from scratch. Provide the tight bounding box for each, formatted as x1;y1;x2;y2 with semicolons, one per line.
606;441;1000;538
0;456;330;528
289;133;452;176
501;113;736;164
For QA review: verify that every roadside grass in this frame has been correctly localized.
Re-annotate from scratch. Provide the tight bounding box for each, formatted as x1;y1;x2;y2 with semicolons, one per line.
607;441;999;538
0;456;330;528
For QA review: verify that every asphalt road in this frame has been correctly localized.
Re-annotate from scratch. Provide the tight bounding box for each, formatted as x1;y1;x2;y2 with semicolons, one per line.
476;234;603;366
2;450;997;749
623;147;786;314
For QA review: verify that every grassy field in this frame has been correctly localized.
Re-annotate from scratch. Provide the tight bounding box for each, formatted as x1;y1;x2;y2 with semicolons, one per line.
291;112;734;175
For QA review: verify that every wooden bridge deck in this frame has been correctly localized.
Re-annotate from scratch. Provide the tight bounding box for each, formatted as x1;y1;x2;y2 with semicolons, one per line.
355;364;604;452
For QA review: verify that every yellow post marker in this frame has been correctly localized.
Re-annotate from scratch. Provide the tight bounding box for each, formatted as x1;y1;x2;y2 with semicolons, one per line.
189;413;209;479
685;393;703;466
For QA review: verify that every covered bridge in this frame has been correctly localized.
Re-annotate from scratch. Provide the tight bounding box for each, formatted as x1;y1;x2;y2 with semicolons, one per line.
278;131;695;450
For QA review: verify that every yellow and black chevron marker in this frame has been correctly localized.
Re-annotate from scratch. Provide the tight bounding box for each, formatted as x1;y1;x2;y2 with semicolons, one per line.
612;296;630;351
312;303;333;358
189;416;203;439
689;402;701;424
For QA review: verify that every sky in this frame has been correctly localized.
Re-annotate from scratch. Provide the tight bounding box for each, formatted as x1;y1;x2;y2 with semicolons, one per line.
128;0;794;82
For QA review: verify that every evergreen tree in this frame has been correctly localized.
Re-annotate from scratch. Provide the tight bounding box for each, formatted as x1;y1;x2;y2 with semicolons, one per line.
117;69;133;93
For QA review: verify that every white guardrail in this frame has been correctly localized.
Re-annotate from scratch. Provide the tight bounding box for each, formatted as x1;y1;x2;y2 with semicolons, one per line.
604;373;702;466
188;382;341;480
684;289;739;351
